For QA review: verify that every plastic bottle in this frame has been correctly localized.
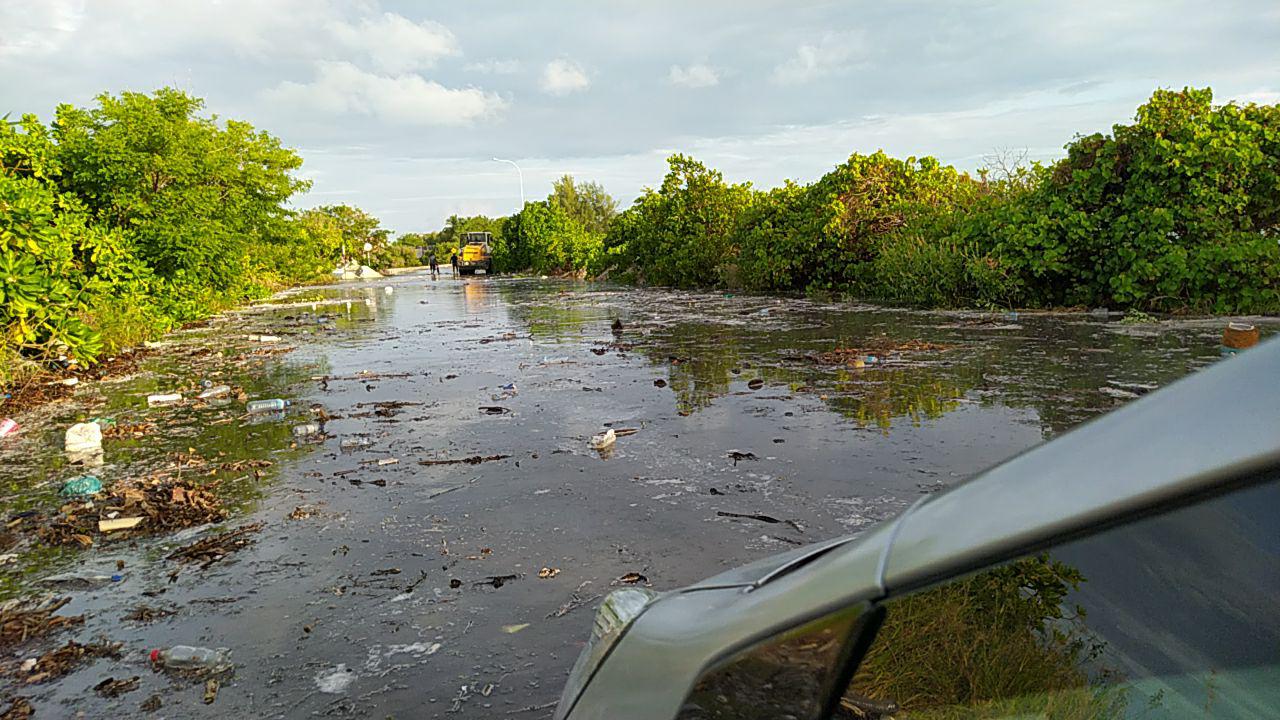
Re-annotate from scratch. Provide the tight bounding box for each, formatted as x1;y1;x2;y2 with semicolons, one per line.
197;385;231;399
0;418;18;439
292;423;320;437
150;646;230;670
147;393;183;406
246;399;289;413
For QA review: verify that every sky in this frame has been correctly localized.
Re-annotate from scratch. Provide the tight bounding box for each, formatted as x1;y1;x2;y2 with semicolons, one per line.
2;0;1278;234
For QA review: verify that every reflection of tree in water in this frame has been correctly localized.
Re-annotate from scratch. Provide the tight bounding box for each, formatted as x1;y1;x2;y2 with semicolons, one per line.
825;366;972;432
504;297;608;343
847;555;1127;719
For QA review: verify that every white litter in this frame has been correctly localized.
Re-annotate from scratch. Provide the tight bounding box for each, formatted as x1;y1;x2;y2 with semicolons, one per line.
589;429;617;450
315;664;357;694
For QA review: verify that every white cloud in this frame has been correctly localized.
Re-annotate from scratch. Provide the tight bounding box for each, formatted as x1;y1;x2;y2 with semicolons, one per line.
266;62;506;126
328;12;457;74
772;33;865;85
466;59;523;75
0;0;84;58
540;59;590;96
668;63;720;88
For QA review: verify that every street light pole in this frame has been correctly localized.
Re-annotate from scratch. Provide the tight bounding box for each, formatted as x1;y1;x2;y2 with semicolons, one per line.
492;157;525;209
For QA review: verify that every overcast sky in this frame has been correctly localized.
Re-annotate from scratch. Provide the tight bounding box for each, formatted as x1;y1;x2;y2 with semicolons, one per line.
2;1;1278;234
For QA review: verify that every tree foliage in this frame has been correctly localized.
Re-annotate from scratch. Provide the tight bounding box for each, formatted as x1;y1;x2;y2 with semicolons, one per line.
1;88;388;375
609;154;753;287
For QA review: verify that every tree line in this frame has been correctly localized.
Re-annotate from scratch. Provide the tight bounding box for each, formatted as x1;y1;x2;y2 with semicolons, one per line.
1;89;406;381
462;87;1279;314
5;85;1277;382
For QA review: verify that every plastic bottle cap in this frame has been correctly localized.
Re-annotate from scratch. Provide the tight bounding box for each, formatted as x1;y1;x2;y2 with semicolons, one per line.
149;649;160;663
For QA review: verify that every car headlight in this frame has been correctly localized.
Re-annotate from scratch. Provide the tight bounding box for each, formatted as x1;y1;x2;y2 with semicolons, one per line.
554;587;660;718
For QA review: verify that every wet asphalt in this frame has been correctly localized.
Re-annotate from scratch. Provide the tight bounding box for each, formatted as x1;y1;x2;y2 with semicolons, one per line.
0;273;1273;718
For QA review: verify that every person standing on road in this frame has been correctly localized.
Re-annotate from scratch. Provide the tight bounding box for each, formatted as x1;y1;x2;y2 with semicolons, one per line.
429;249;439;278
450;250;459;277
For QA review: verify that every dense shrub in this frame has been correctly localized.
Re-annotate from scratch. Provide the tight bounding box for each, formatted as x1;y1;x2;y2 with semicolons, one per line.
2;89;388;379
987;88;1280;312
608;154;752;287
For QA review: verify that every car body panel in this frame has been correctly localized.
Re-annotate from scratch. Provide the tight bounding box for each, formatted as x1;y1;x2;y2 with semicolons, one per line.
884;335;1280;594
562;522;892;720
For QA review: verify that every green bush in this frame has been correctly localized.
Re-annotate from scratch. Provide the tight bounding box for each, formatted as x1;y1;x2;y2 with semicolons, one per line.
988;87;1280;312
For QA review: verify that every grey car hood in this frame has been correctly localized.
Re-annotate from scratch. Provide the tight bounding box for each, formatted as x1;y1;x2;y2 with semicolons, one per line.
684;535;856;590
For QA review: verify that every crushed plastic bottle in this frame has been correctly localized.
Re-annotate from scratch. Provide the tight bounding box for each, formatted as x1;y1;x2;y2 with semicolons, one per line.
147;393;183;406
246;399;289;413
292;423;321;437
150;646;230;671
0;418;18;439
197;385;231;400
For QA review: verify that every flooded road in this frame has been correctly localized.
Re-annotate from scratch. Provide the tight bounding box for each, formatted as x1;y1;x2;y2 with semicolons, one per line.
0;275;1273;718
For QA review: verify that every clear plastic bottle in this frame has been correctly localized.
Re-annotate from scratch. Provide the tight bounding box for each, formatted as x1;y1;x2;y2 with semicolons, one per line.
150;646;230;669
246;398;289;413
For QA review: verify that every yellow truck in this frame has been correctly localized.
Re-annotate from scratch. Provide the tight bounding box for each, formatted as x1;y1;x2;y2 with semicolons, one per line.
457;232;493;275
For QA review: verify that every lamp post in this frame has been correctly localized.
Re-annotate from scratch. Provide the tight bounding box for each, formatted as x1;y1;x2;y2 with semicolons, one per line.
492;157;525;209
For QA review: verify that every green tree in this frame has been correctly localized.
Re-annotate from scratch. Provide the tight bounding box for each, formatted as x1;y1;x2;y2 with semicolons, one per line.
52;88;308;294
549;175;618;235
988;87;1280;312
610;154;753;287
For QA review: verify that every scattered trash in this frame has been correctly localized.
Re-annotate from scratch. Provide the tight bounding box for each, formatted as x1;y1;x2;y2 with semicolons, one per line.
716;511;804;534
59;475;102;498
98;517;145;533
314;664;356;694
146;393;183;406
291;423;321;437
246;398;289;413
1222;322;1259;355
15;640;121;684
501;623;530;634
93;676;140;698
478;406;510;415
102;421;157;439
653;379;667;388
475;574;521;589
616;572;648;585
140;694;163;712
0;418;17;439
478;332;519;344
64;422;103;454
197;384;231;400
59;377;79;387
538;567;560;579
123;605;177;623
167;523;263;570
150;645;230;672
591;347;607;355
247;334;281;343
727;451;758;465
747;378;764;390
0;598;83;648
203;678;220;704
39;571;121;590
589;429;617;450
548;581;600;618
340;436;372;451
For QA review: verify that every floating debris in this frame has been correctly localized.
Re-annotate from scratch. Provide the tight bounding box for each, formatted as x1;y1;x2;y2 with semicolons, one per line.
93;676;140;698
0;598;83;649
167;523;264;570
418;454;510;466
15;640;122;684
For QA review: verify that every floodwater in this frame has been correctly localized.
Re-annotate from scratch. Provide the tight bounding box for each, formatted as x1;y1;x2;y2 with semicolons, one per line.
0;275;1273;718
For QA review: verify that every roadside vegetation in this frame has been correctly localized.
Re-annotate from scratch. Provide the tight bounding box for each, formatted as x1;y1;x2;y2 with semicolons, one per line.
6;85;1276;386
463;87;1280;314
1;89;400;385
